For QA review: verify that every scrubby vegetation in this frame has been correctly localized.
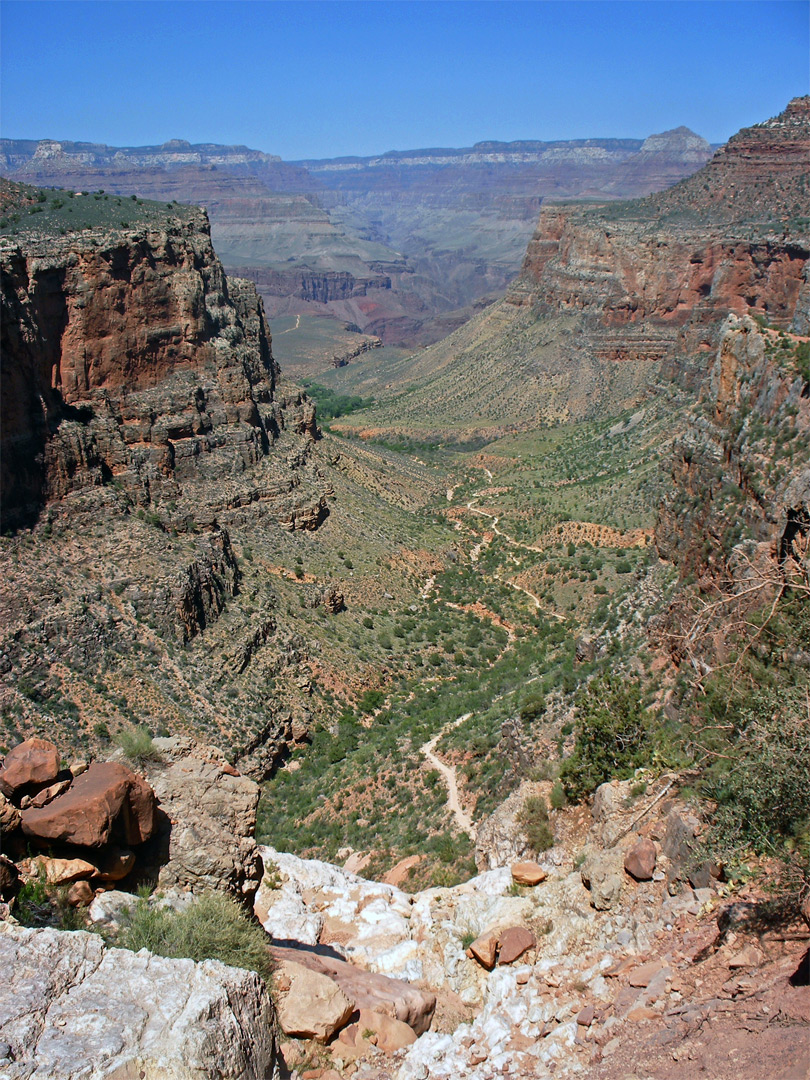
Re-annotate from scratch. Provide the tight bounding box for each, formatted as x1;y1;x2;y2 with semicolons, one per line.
118;892;274;982
560;676;649;801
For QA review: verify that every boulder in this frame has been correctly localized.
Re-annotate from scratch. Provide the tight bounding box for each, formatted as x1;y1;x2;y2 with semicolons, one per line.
342;1008;417;1053
87;890;139;931
497;926;536;965
32;856;97;885
0;856;19;900
0;922;276;1078
0;738;60;797
143;738;262;901
20;762;156;848
467;931;499;970
67;880;94;907
624;838;657;881
511;861;547;886
271;944;435;1035
580;848;625;910
94;847;136;882
0;792;21;833
273;958;354;1043
322;585;345;614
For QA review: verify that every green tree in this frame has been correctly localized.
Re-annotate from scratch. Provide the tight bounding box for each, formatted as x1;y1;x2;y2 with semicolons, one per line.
560;675;648;800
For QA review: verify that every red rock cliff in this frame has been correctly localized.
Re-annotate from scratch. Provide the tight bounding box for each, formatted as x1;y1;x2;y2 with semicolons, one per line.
507;98;810;370
1;206;284;528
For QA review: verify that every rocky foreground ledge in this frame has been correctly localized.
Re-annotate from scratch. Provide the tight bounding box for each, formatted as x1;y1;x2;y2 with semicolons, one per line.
1;735;808;1080
0;922;276;1079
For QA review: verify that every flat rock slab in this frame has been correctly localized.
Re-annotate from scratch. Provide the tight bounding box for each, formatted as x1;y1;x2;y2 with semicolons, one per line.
271;944;435;1034
497;926;536;965
467;931;499;970
0;922;276;1079
21;762;156;848
0;738;60;797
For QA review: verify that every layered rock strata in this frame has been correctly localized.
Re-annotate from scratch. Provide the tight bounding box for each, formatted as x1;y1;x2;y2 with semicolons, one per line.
1;204;283;528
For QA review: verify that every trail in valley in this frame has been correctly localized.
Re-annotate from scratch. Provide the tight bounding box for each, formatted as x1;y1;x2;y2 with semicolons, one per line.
465;496;565;621
420;713;476;839
278;314;301;335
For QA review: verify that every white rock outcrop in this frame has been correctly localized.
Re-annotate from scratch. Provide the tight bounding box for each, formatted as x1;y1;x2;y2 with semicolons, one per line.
0;922;276;1079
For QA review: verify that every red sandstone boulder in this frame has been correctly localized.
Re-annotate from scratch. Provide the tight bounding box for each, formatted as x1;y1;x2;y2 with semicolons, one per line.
0;855;19;899
497;926;536;965
20;762;156;848
624;837;657;881
511;861;547;886
67;880;95;907
0;738;60;797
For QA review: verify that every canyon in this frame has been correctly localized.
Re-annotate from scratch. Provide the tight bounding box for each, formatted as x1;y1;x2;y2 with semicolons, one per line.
0;99;808;1080
1;126;713;357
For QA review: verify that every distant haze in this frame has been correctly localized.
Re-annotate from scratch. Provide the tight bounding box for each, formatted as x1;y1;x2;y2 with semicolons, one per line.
1;1;808;159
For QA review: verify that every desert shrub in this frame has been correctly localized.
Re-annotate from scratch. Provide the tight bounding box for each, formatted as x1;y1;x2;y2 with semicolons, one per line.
701;686;810;870
560;675;648;800
519;692;545;722
119;892;273;981
116;726;162;765
517;795;554;852
794;340;810;382
549;780;567;810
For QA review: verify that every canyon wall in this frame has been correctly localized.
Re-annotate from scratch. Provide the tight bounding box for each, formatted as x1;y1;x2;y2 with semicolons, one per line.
0;205;285;528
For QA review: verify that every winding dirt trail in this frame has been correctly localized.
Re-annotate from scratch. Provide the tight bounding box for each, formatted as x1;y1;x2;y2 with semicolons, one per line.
420;713;476;839
465;497;565;621
278;313;301;335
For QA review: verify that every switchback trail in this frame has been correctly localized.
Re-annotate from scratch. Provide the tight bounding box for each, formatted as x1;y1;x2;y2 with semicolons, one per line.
420;713;476;840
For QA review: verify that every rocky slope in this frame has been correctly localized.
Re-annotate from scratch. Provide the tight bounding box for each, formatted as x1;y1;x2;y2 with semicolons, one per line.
328;99;809;441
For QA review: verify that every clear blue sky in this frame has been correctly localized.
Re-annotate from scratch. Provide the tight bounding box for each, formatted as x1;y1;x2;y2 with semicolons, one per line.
1;1;808;158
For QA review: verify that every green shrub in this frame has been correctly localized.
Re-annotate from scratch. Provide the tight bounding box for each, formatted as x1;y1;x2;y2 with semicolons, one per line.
517;795;554;852
549;780;567;810
702;686;810;870
519;692;545;722
560;675;649;800
119;892;273;981
116;726;162;765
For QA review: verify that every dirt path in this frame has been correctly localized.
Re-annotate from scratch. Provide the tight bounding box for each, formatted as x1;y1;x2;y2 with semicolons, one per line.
278;313;301;335
465;498;565;621
420;713;476;839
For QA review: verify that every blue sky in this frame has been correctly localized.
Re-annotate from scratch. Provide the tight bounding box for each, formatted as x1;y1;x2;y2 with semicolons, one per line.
1;1;808;158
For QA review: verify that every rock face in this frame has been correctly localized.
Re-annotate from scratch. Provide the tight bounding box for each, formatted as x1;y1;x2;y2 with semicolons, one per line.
0;922;276;1079
20;761;156;848
1;202;280;529
507;98;810;374
0;182;333;768
141;737;263;901
656;312;810;666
